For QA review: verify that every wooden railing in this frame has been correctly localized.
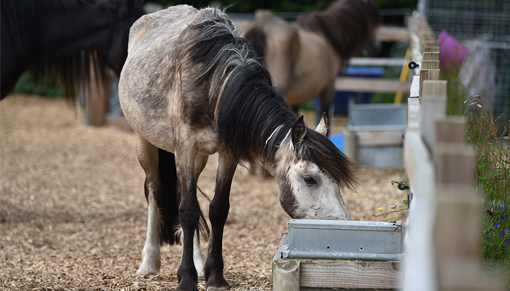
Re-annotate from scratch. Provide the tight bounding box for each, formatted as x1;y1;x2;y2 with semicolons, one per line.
402;17;504;291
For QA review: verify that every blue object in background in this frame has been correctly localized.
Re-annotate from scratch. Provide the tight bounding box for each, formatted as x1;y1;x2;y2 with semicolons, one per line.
329;133;344;153
314;66;385;115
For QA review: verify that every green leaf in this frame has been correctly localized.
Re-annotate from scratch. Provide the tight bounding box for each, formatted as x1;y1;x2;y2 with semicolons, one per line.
480;172;499;180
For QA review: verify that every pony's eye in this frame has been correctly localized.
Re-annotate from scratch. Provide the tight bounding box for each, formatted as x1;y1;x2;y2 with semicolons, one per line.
303;175;317;186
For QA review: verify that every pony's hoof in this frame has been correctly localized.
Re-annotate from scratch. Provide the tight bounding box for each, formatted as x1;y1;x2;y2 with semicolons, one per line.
136;265;158;276
175;280;199;291
206;279;230;291
206;286;230;291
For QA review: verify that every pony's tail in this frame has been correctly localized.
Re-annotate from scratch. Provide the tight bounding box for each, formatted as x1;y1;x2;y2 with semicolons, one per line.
157;149;210;245
243;25;267;64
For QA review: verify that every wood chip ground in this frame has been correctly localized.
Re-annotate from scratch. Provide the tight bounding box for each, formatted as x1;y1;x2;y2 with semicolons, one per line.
0;95;408;290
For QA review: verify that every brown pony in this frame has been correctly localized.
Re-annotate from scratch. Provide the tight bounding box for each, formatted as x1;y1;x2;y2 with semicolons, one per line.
119;5;356;291
244;0;381;131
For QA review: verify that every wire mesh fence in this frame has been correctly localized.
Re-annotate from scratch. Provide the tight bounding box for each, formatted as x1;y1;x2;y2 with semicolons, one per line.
419;0;510;130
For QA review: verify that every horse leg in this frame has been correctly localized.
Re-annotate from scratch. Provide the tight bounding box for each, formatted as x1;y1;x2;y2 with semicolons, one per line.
318;82;336;135
175;148;201;291
193;154;209;279
136;136;162;275
204;152;237;290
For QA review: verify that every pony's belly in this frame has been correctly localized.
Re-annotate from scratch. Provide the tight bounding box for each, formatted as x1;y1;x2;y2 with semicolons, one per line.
286;82;324;106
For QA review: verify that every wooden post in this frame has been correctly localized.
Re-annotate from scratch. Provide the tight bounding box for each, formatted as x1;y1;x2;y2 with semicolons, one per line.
423;52;440;61
343;129;357;162
272;259;300;291
84;56;108;126
420;80;447;151
433;117;505;291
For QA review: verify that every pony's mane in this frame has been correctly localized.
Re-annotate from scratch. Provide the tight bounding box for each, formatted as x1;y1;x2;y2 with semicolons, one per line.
183;8;356;188
182;8;295;164
2;0;129;100
296;0;380;67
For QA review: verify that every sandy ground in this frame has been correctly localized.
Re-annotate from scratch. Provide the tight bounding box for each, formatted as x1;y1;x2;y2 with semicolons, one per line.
0;95;408;290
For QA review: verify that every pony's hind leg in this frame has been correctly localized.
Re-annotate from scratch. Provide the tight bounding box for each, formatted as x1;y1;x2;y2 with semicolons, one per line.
136;137;162;275
204;151;237;290
193;154;209;279
135;137;180;276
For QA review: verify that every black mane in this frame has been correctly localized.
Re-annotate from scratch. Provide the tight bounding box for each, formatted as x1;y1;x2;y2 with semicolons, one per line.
1;0;143;100
185;8;356;188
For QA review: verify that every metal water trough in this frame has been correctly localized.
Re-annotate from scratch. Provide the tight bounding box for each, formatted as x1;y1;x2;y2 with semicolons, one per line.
344;100;408;168
272;219;404;290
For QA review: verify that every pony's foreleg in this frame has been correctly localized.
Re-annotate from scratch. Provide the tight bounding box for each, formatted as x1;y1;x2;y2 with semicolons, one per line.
175;148;201;291
177;229;206;279
135;137;162;275
204;152;237;291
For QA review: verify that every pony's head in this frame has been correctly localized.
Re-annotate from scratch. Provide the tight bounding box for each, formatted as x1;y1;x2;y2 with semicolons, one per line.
275;114;357;220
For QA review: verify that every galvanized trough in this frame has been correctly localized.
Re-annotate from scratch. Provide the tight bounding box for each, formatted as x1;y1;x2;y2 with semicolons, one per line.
272;219;404;290
344;100;408;168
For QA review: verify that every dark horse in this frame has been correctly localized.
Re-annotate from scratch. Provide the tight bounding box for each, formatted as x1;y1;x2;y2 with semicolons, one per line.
119;5;356;291
1;0;145;100
244;0;380;131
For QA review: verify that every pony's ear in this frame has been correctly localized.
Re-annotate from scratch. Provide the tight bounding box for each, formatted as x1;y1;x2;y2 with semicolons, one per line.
291;115;306;150
315;112;328;136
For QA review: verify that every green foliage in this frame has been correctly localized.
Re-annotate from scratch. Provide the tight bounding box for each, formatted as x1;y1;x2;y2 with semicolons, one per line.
13;72;64;98
464;96;510;282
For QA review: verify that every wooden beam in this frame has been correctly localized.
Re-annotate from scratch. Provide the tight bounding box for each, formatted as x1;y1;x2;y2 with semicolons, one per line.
420;80;447;151
335;77;410;93
376;26;410;42
349;57;407;67
272;259;300;291
356;130;405;146
300;259;402;289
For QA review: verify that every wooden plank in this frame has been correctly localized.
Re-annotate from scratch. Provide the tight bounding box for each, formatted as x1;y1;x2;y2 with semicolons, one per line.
420;80;447;152
272;260;300;291
434;144;475;189
300;259;402;289
376;26;410;42
356;130;405;146
436;258;506;291
418;69;441;98
403;128;437;291
434;116;466;145
85;57;107;127
349;57;406;67
435;188;479;260
335;77;410;93
421;60;440;70
422;52;440;61
343;130;357;161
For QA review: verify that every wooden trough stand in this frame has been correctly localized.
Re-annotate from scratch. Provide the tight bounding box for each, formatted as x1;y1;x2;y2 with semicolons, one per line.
272;219;404;290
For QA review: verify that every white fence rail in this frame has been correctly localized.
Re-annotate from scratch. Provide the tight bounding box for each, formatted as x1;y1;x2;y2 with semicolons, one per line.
402;17;504;291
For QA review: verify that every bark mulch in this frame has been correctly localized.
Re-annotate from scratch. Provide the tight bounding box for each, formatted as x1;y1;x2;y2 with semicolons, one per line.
0;95;408;290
